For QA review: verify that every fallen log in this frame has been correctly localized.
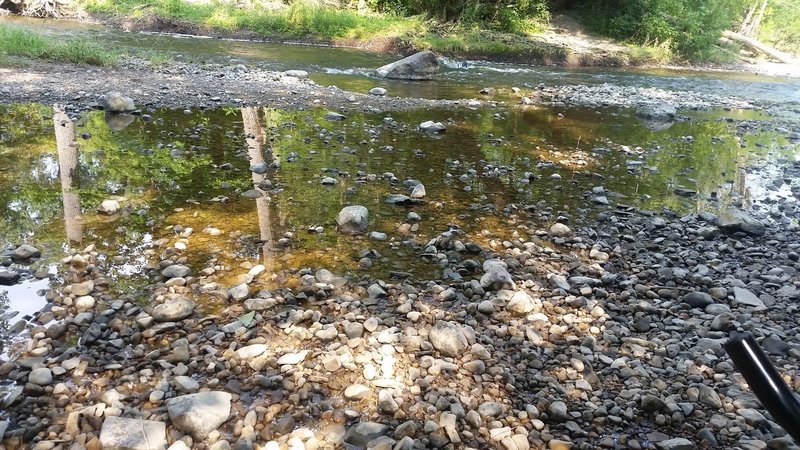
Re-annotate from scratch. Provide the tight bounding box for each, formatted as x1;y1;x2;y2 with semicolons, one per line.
722;30;796;64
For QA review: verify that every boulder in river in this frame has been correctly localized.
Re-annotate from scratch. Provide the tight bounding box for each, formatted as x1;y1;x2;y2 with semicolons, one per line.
376;51;439;80
103;91;136;112
336;205;369;235
636;102;676;121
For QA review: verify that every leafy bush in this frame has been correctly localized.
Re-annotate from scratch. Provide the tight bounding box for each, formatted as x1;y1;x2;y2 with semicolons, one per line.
573;0;749;59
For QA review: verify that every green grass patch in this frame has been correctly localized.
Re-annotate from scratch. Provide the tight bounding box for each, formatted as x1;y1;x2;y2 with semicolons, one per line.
414;26;567;62
0;24;120;66
82;0;421;41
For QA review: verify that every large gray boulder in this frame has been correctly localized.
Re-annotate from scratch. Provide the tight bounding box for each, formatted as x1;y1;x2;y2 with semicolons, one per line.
636;102;676;121
376;51;439;80
717;208;765;236
429;321;469;357
166;392;231;439
336;205;369;235
100;416;168;450
103;91;136;112
480;259;516;291
152;296;196;322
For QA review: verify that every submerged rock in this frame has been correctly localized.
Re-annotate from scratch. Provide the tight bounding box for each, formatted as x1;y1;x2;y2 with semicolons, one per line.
376;51;439;80
336;205;369;235
636;102;676;120
419;121;446;133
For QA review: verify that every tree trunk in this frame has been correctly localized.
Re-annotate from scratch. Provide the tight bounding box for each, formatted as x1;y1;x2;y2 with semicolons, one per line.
54;105;83;244
748;0;769;36
722;30;796;64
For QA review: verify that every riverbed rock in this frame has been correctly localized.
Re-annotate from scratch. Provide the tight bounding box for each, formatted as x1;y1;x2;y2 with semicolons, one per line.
733;287;766;308
657;438;695;450
162;264;191;279
12;244;41;261
376;51;439;80
549;223;572;237
100;416;168;450
0;270;21;285
369;87;387;96
429;321;469;357
481;260;516;291
717;208;766;236
636;102;676;120
344;422;389;448
98;199;121;214
152;297;196;322
28;367;53;386
410;183;426;198
167;392;232;440
104;91;136;112
683;291;713;308
336;205;369;235
419;121;446;133
506;290;538;315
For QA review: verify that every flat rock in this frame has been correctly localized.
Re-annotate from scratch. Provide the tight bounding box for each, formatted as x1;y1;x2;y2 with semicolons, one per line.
162;264;191;279
656;438;695;450
71;280;95;296
152;297;196;322
28;367;53;386
277;350;309;365
733;287;765;308
167;392;232;440
717;208;765;236
683;291;713;308
344;422;389;448
100;416;167;450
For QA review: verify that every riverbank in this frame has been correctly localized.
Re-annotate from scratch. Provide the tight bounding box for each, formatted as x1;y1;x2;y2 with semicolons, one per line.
2;17;800;450
2;155;800;450
0;54;780;116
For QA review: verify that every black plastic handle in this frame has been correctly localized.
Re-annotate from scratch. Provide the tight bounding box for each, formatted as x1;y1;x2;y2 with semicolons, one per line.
725;331;800;443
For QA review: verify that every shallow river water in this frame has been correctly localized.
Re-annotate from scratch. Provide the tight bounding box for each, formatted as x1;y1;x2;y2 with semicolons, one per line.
1;17;800;359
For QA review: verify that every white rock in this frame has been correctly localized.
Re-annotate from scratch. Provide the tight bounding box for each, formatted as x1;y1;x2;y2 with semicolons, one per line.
166;392;232;439
100;416;167;450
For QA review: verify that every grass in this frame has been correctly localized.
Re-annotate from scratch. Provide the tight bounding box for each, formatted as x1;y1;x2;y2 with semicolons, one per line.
83;0;422;41
0;24;120;66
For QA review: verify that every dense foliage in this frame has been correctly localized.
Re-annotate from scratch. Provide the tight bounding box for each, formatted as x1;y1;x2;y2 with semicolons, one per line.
370;0;550;33
757;0;800;55
569;0;750;59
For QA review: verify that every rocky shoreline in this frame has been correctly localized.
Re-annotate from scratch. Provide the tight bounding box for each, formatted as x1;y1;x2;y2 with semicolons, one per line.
0;55;778;115
3;174;800;450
